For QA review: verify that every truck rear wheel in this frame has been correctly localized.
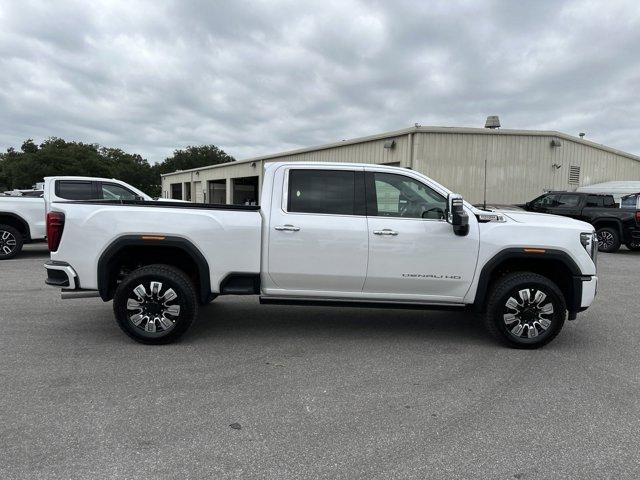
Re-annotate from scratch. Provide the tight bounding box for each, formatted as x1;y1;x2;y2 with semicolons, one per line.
625;241;640;251
0;224;23;260
113;264;198;344
483;272;566;349
596;227;620;253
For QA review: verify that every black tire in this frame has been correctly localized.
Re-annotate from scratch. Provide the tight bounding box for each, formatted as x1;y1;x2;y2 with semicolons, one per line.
0;224;24;260
596;227;621;253
113;264;198;344
625;241;640;251
483;272;566;349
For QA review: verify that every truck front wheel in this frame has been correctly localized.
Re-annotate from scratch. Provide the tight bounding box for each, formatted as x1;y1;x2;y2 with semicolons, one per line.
113;264;198;344
0;224;23;260
483;272;566;349
596;227;621;253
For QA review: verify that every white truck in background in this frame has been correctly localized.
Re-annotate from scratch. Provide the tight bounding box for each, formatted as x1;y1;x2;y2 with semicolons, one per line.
44;162;598;349
0;176;158;260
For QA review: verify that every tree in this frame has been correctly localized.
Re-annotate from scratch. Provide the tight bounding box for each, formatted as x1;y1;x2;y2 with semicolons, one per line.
0;139;234;197
155;145;234;175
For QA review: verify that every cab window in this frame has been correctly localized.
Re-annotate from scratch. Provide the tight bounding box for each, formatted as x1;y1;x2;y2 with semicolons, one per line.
101;183;138;201
556;194;580;207
531;194;558;208
287;169;359;215
621;194;639;209
56;180;96;200
366;172;446;219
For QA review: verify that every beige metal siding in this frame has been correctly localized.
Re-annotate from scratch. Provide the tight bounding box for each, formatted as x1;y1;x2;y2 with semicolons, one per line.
412;132;640;204
269;135;410;166
161;129;640;205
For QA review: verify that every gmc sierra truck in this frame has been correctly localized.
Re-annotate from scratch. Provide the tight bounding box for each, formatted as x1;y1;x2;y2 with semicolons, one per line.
43;162;598;349
0;176;160;260
522;191;640;252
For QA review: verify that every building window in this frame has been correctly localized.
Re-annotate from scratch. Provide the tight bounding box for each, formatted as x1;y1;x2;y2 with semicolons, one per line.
184;182;192;201
288;169;356;215
170;183;182;200
208;180;226;204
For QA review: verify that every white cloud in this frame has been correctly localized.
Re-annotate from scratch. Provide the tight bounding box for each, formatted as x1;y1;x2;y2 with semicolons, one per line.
0;0;639;162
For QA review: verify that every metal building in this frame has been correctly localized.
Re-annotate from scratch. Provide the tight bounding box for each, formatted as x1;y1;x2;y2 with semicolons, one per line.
161;125;640;205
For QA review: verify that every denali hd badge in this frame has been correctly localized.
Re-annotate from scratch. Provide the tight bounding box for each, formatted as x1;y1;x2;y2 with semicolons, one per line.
402;273;462;280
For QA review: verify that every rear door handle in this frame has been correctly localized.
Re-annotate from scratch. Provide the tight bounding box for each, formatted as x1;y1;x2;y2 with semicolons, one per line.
373;229;398;236
274;224;300;232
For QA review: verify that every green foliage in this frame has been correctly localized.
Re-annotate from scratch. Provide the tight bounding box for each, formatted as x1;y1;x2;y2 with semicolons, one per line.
0;138;235;197
157;145;235;175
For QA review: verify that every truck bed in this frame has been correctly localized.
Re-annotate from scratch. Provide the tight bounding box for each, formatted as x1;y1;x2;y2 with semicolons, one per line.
49;200;262;293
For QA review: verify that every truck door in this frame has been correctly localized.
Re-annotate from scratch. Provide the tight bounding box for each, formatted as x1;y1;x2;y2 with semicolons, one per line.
362;170;480;302
266;166;369;294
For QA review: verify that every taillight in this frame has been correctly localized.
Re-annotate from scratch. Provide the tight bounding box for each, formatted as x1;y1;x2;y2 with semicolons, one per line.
636;211;640;224
46;211;65;252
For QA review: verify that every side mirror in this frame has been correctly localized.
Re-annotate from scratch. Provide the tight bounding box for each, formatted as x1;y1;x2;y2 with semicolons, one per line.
446;194;469;236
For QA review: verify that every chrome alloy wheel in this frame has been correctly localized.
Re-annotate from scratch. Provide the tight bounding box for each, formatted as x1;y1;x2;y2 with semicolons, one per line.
0;230;17;256
597;230;614;250
503;288;554;339
127;281;181;334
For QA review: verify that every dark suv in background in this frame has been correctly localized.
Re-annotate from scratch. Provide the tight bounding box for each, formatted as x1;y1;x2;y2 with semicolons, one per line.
523;192;640;253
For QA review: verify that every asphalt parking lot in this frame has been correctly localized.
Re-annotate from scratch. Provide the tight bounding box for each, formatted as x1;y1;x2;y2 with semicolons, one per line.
1;244;639;479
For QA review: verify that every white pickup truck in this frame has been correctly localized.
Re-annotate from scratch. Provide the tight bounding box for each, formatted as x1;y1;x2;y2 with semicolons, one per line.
0;176;158;260
43;162;598;348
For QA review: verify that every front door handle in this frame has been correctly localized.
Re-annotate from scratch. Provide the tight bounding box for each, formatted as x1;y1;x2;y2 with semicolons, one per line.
274;224;300;232
373;229;398;236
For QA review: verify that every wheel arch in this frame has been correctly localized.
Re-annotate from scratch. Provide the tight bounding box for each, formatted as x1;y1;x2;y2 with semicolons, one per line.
97;235;213;304
473;248;583;316
0;212;31;240
592;218;623;237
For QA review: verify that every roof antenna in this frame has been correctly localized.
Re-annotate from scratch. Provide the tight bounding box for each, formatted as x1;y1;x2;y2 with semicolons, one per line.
482;116;500;209
483;156;488;210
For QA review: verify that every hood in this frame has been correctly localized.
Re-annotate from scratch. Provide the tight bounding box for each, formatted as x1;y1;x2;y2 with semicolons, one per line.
499;210;594;231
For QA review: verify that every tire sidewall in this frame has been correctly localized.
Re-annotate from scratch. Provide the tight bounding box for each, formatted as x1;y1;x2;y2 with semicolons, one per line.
0;224;23;260
487;274;566;349
625;241;640;251
113;267;197;344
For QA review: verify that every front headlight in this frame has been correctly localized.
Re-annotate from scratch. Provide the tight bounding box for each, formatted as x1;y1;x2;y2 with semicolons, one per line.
580;232;598;265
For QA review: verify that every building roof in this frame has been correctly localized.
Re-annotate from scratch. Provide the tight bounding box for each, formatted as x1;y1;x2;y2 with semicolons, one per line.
161;125;640;177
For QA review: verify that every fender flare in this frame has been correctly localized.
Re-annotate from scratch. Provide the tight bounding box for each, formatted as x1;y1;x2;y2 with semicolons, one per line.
591;218;623;237
0;211;31;240
97;235;212;302
473;248;583;313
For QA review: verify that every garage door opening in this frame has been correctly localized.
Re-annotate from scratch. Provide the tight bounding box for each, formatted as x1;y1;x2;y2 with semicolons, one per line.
170;183;182;200
232;176;259;205
207;179;226;204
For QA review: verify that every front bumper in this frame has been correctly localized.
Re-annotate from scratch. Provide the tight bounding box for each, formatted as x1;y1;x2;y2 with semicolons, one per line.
580;275;598;308
568;274;598;320
44;261;79;289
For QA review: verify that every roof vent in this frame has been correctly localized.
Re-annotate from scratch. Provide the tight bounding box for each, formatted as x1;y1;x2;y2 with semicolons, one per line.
485;115;501;129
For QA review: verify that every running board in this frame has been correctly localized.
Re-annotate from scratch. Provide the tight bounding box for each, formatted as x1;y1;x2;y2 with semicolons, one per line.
259;296;468;311
61;289;101;300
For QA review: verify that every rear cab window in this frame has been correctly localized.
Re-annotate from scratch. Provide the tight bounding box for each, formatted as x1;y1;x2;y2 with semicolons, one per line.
55;180;96;200
287;169;364;215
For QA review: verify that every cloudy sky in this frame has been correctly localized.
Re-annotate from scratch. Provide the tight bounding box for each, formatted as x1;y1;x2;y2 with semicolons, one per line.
1;0;639;163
